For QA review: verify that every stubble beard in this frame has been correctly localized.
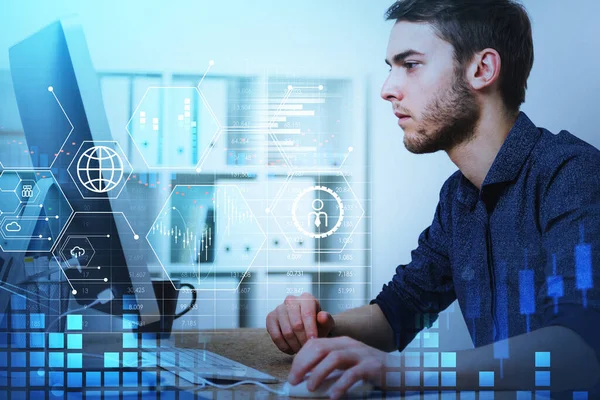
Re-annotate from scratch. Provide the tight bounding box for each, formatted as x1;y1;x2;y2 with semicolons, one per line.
403;66;481;154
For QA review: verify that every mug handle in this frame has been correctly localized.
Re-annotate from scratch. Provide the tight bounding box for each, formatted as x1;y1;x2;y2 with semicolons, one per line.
174;283;197;319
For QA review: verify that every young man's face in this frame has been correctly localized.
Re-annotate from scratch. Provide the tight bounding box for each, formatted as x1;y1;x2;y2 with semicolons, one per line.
381;21;480;154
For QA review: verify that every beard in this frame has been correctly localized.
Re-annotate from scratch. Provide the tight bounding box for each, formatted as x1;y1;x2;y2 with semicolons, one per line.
403;66;481;154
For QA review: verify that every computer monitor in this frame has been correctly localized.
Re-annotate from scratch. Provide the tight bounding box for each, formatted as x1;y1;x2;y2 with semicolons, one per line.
5;18;160;328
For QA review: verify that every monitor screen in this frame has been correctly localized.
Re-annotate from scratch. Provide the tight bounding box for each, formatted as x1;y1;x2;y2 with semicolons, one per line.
6;18;160;327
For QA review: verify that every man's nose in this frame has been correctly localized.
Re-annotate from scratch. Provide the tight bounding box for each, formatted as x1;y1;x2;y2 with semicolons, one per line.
380;73;404;102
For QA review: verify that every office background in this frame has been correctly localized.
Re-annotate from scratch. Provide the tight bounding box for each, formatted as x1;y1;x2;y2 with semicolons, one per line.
1;0;600;352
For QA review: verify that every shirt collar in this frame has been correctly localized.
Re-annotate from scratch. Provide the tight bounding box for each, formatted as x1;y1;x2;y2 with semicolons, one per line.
456;112;541;209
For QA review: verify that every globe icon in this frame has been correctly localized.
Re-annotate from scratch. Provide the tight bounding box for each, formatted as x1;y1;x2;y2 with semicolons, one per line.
77;146;124;193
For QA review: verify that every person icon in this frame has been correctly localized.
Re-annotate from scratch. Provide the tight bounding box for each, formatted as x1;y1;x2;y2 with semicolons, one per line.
22;184;33;198
308;199;328;228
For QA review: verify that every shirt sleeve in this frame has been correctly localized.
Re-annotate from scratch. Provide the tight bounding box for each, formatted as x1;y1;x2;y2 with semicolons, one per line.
371;181;457;351
539;152;600;361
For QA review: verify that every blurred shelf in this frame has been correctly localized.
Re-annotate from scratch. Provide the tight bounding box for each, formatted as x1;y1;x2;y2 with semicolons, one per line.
153;262;370;276
165;168;348;179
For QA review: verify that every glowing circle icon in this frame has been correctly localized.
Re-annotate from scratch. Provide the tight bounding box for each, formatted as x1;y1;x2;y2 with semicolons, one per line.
292;186;344;239
76;146;124;193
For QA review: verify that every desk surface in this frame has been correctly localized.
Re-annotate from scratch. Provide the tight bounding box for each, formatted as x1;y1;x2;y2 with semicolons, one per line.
177;328;293;382
175;329;393;399
173;329;530;400
175;328;293;398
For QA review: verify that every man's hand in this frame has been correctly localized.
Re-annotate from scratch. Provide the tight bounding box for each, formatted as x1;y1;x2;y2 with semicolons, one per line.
288;336;386;400
266;292;335;354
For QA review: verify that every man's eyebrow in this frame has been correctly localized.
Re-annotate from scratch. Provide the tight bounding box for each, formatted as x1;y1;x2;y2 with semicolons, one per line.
385;50;425;66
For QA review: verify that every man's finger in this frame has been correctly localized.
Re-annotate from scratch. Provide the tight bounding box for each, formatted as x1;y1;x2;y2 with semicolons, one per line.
300;298;319;340
329;366;365;400
317;311;335;337
266;313;294;354
306;350;356;392
277;305;302;353
288;337;352;384
287;301;308;345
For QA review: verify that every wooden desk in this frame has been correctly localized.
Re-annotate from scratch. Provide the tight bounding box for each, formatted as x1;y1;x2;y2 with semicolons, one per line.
177;328;294;381
175;328;294;398
172;329;529;400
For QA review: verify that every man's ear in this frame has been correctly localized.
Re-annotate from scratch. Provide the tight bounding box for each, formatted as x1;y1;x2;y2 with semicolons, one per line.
466;48;501;91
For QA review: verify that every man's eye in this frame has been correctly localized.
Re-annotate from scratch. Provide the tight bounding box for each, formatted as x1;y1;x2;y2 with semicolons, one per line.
388;62;419;72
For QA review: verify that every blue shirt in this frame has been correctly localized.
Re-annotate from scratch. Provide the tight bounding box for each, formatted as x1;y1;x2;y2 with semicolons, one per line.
372;112;600;359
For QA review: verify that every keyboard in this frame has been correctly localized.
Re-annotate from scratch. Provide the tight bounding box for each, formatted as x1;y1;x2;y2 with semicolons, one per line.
141;342;279;384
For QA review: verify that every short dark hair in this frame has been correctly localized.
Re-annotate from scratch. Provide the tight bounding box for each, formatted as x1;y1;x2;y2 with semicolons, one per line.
386;0;534;113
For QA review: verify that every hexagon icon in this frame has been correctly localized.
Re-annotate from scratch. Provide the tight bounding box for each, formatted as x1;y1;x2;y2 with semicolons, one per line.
269;171;364;254
18;179;41;203
0;170;73;253
67;141;133;199
51;212;143;298
58;236;96;270
127;87;221;170
0;171;21;191
147;185;266;291
0;86;73;169
0;171;22;216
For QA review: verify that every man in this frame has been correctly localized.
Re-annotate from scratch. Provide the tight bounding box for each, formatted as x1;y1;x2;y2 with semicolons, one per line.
266;0;600;398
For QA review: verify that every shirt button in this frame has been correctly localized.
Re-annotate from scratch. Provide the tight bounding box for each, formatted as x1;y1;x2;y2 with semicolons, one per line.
461;267;475;281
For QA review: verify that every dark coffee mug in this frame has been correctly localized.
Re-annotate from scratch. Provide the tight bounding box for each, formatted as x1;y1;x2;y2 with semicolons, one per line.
136;279;197;336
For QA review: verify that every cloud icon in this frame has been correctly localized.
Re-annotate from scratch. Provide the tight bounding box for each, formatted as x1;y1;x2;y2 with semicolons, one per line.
70;246;86;258
4;221;22;232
